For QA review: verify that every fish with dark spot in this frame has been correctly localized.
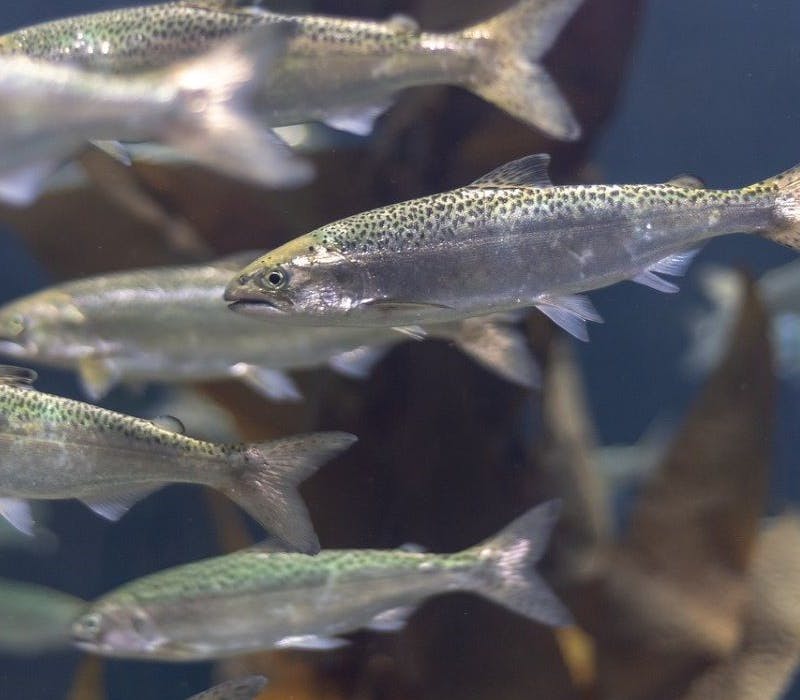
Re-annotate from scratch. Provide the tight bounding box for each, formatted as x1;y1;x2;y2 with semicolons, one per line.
0;0;585;140
225;154;800;340
71;501;570;660
0;365;355;553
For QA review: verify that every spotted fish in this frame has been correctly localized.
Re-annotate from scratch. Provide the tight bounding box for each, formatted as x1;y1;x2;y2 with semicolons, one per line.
71;500;570;660
0;0;585;140
225;154;800;340
0;366;355;553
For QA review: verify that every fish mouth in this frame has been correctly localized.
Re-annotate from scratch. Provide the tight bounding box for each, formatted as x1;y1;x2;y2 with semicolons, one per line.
227;300;287;316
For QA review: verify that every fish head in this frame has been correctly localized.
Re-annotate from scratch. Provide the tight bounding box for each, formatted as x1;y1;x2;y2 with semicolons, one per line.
224;230;367;321
0;292;87;361
71;603;169;658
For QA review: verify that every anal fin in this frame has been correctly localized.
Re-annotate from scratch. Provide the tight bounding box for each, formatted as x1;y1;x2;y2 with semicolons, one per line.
80;484;164;522
366;606;415;632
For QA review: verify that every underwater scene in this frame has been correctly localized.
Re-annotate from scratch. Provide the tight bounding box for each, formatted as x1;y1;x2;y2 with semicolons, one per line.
0;0;799;698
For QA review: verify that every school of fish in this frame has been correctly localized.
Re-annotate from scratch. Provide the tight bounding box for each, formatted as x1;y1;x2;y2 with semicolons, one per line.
0;0;796;694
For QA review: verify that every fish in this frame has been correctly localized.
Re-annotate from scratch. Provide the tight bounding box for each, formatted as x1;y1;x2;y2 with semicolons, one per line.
0;365;356;553
70;500;570;661
225;154;800;340
0;254;539;402
0;25;310;206
687;261;800;379
0;0;584;141
0;578;86;655
187;676;267;700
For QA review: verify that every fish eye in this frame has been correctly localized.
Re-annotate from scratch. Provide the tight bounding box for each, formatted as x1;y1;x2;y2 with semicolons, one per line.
74;612;103;640
131;611;150;636
7;315;24;336
260;268;288;290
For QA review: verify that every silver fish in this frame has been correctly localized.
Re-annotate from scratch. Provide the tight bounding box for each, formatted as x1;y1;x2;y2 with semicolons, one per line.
0;366;355;553
0;0;584;141
70;500;570;661
225;155;800;340
187;676;267;700
0;25;310;206
0;254;539;401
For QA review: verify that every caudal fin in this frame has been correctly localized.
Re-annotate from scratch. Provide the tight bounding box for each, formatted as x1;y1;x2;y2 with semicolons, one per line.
223;432;357;554
760;163;800;250
461;0;583;140
446;314;540;388
465;500;573;626
165;26;313;188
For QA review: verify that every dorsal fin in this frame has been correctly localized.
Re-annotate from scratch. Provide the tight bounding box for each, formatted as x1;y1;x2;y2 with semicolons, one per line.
666;174;705;189
0;366;37;388
469;154;553;188
180;0;262;10
386;14;420;34
149;415;186;434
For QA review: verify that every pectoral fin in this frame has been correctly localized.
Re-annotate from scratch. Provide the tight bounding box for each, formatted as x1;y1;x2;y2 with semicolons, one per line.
323;101;393;136
328;346;390;379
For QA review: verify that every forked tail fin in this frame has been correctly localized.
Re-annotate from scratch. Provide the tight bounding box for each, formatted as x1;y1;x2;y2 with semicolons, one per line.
223;432;357;554
165;25;313;188
464;500;573;626
760;163;800;250
460;0;584;140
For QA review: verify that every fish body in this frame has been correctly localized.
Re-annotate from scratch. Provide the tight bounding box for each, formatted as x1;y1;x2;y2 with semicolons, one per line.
0;366;355;552
0;255;539;400
0;0;585;140
71;501;570;660
226;155;800;339
0;25;310;206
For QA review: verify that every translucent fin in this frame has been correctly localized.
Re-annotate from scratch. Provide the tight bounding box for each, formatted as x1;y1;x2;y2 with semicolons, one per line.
328;346;390;379
666;174;705;189
0;498;35;536
233;364;302;402
385;14;420;33
80;484;164;522
78;358;118;401
323;101;392;136
187;675;267;700
90;140;132;166
391;325;427;340
274;634;349;650
462;0;584;140
149;415;186;434
449;315;541;388
0;366;37;389
0;161;61;206
469;154;553;188
167;25;313;188
366;606;415;632
465;500;572;626
535;294;603;341
632;271;679;294
221;433;357;553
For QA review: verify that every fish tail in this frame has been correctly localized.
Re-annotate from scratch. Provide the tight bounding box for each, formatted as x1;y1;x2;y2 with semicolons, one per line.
760;163;800;250
166;25;313;188
449;314;540;388
464;500;572;626
223;432;357;554
461;0;583;140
